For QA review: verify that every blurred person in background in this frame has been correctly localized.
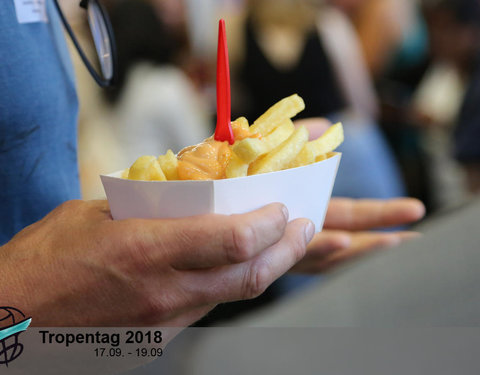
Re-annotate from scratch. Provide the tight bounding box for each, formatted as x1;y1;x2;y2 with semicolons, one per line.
329;0;435;211
409;0;480;209
456;78;480;194
232;0;345;121
314;0;406;200
74;0;212;199
374;0;479;212
432;0;480;195
331;0;424;80
228;0;405;201
104;0;211;166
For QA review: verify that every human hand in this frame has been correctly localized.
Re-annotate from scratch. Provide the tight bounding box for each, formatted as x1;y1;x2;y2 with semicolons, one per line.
293;117;332;140
291;198;425;273
1;200;313;327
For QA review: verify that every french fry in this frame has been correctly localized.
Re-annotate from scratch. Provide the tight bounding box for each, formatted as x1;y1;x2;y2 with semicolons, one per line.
233;119;295;163
249;126;309;175
158;149;179;180
287;123;343;168
315;154;327;162
128;155;166;181
225;152;249;178
305;122;344;158
121;168;130;179
249;94;305;136
286;144;316;169
231;117;249;131
316;152;336;162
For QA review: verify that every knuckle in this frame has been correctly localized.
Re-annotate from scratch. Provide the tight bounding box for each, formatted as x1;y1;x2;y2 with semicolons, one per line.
107;221;155;275
291;233;308;261
227;224;257;263
242;262;271;299
55;199;83;214
46;200;87;227
138;293;173;324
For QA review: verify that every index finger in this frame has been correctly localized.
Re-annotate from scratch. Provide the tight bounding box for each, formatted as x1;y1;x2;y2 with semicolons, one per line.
324;198;425;231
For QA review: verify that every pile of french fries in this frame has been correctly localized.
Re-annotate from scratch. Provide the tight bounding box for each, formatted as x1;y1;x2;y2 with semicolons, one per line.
124;94;344;181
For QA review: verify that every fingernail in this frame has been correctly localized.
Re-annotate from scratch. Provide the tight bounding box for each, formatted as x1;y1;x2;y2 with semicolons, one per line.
281;205;289;222
304;221;315;243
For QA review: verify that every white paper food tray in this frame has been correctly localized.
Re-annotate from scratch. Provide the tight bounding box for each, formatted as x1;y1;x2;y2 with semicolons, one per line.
101;153;341;232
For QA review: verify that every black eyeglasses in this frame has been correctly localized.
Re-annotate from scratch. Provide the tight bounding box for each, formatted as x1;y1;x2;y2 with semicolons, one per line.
53;0;117;87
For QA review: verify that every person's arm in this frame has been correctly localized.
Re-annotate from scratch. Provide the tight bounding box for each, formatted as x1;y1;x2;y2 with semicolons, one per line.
354;0;405;78
0;200;313;326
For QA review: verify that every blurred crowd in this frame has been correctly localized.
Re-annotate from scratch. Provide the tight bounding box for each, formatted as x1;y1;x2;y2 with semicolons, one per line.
70;0;479;214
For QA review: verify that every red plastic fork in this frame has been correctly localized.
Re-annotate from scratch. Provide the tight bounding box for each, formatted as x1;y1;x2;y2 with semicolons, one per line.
214;19;235;145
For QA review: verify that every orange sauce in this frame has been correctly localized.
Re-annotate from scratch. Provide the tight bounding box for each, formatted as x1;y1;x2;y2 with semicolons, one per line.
177;139;232;180
233;127;261;141
177;127;260;180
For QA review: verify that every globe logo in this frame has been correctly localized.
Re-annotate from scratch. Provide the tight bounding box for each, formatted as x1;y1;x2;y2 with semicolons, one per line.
0;307;32;367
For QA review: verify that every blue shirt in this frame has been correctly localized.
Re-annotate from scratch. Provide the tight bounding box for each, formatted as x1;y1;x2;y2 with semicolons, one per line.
0;1;80;245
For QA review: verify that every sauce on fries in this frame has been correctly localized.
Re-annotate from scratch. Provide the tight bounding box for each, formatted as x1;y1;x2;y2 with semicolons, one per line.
177;139;232;180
